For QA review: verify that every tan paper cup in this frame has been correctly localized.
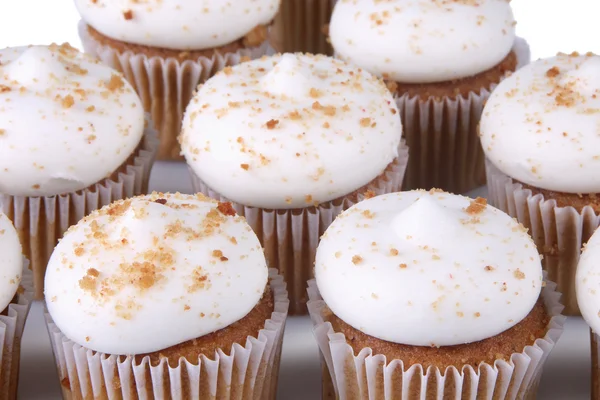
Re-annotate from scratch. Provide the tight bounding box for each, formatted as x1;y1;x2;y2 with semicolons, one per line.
270;0;338;55
486;159;596;316
307;275;565;400
591;331;600;399
45;268;288;400
0;264;33;400
189;141;408;315
78;20;270;161
0;125;158;299
394;37;531;193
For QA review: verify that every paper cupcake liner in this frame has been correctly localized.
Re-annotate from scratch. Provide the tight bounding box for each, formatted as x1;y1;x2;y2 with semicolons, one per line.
0;263;33;400
591;331;600;399
78;20;270;161
45;268;288;400
486;160;597;316
270;0;338;55
190;141;408;315
0;125;158;300
307;273;565;400
393;37;531;194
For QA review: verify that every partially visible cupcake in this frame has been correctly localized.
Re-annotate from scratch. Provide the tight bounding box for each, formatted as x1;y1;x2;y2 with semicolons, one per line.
329;0;530;193
308;190;564;398
270;0;335;55
76;0;280;160
483;52;600;315
45;192;288;399
0;211;33;399
180;53;408;314
0;43;157;298
576;227;600;399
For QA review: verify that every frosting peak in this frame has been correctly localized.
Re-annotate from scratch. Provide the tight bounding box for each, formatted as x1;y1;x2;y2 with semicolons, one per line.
315;191;543;347
0;44;145;197
45;193;269;355
261;54;316;97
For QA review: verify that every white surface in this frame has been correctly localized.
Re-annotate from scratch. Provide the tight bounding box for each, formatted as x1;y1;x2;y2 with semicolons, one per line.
16;161;592;399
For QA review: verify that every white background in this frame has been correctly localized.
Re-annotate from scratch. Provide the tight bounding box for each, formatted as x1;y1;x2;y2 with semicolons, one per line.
0;1;597;399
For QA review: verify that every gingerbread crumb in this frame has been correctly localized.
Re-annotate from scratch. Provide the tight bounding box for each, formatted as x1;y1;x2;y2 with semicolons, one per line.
106;74;125;91
466;197;487;214
123;9;133;20
363;190;376;199
485;265;495;272
546;66;560;78
513;269;526;280
154;198;167;205
61;94;75;108
266;119;279;129
240;163;250;170
217;202;236;216
352;255;363;265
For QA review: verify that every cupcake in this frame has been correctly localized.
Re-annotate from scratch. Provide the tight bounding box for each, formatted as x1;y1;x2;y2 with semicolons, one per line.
75;0;280;160
45;192;288;399
576;227;600;399
482;52;600;315
270;0;335;55
328;0;530;193
0;211;33;400
0;43;157;298
180;53;408;314
308;190;565;398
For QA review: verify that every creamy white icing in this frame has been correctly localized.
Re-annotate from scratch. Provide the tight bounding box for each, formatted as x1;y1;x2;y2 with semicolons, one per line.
180;53;402;209
44;193;269;355
329;0;516;83
577;229;600;334
75;0;280;50
0;44;144;197
0;212;23;312
481;53;600;193
315;190;543;346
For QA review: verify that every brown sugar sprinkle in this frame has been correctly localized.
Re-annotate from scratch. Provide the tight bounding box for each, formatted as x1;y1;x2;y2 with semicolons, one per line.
266;119;279;129
217;202;236;216
465;197;487;215
240;163;250;170
154;198;167;205
123;9;133;20
352;255;363;265
106;75;125;91
546;66;560;78
484;265;495;272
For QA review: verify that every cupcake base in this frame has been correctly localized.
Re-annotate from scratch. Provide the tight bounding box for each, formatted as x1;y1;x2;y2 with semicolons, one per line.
307;276;565;399
486;159;595;315
190;141;409;315
78;21;270;161
46;269;288;400
0;126;158;299
0;265;33;400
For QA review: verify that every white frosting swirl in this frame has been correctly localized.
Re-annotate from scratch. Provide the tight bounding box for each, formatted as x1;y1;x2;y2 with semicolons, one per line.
45;193;269;355
481;53;600;193
0;44;144;197
329;0;516;83
75;0;280;50
315;191;543;347
577;229;600;334
181;53;402;209
0;212;23;312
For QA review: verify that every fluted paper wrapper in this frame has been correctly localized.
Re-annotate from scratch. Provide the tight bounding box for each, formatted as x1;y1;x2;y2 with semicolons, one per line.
190;141;408;315
396;37;530;193
486;160;596;316
45;269;288;400
307;276;565;400
78;20;270;161
0;264;33;400
270;0;337;55
591;331;600;399
0;127;158;300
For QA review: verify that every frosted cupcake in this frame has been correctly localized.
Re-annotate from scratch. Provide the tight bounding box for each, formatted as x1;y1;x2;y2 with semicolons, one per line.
180;53;408;314
270;0;334;55
329;0;529;193
483;52;600;315
76;0;279;160
45;192;288;399
0;43;157;298
308;190;564;398
0;212;32;399
576;227;600;399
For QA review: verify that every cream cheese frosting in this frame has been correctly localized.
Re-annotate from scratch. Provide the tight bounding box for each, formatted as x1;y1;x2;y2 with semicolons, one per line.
481;52;600;193
315;190;543;347
577;228;600;334
0;44;145;197
180;53;402;209
0;212;23;312
329;0;516;83
74;0;280;50
45;193;269;355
